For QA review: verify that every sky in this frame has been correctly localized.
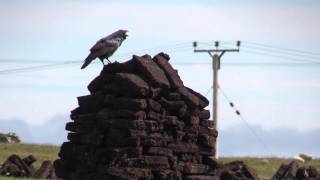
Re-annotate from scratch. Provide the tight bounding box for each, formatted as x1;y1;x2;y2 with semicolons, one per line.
0;0;319;156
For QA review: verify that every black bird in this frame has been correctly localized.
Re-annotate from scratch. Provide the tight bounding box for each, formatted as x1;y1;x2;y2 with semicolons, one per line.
81;29;128;69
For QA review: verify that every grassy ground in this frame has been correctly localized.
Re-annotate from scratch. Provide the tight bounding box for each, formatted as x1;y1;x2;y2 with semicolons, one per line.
0;143;319;179
0;143;59;169
0;178;34;180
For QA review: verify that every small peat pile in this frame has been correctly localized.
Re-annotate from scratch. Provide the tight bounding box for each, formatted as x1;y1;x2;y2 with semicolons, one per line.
272;160;319;180
54;53;257;180
0;154;56;179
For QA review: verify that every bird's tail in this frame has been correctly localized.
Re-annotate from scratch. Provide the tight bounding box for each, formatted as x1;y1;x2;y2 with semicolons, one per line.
81;54;95;69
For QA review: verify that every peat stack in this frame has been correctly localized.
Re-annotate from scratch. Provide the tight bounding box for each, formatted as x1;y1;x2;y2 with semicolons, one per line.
54;53;219;180
0;154;57;179
0;154;36;177
272;160;319;180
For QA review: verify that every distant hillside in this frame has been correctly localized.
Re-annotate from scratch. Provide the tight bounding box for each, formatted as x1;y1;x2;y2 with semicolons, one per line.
0;114;68;145
220;124;320;157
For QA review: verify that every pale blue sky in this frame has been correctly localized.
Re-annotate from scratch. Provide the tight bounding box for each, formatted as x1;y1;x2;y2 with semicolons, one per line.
0;0;320;134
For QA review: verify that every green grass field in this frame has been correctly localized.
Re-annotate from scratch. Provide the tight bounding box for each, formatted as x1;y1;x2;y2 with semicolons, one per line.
0;143;319;180
0;178;34;180
0;143;59;169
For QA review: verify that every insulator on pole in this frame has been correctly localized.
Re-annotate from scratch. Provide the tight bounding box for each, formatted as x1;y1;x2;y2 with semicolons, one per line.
215;41;219;48
193;41;198;48
237;41;241;47
236;110;240;115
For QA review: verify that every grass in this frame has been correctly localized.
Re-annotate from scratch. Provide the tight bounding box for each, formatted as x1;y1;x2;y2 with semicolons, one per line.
0;143;59;169
0;178;35;180
0;143;319;180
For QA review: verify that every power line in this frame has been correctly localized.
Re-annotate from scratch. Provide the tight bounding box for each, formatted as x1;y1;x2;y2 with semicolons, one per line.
222;62;320;66
113;42;192;57
0;61;80;75
193;42;320;64
201;41;320;59
242;49;320;64
0;45;195;75
189;43;320;65
213;44;320;64
0;59;65;64
1;61;320;76
0;42;193;64
244;41;320;56
241;45;320;60
204;86;213;98
2;59;320;67
218;85;275;156
1;41;320;75
123;41;192;52
0;41;319;64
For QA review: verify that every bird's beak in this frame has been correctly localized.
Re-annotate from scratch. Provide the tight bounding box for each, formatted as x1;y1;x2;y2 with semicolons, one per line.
123;30;128;38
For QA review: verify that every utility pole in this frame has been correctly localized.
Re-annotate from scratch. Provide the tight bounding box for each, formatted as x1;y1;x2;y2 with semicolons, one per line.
193;41;240;159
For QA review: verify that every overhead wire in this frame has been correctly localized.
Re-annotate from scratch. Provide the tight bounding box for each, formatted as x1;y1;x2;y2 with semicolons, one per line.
242;44;320;59
0;46;193;65
1;59;320;76
0;43;194;75
2;59;320;67
204;86;213;98
6;61;318;77
208;43;320;64
0;59;62;64
244;41;320;56
0;42;193;64
218;85;275;156
0;61;80;75
114;42;192;57
1;41;320;75
200;83;275;155
198;41;320;62
241;49;320;64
